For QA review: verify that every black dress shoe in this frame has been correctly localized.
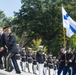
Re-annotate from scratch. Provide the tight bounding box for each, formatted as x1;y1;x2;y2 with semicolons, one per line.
16;71;21;74
5;69;13;72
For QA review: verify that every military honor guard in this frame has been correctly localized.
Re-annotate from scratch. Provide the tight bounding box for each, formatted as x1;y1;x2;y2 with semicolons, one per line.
36;45;45;75
16;44;22;71
57;46;65;75
21;47;27;72
3;26;21;74
47;54;54;75
32;51;37;74
70;48;76;75
43;54;48;75
63;46;73;75
27;47;33;73
53;56;58;75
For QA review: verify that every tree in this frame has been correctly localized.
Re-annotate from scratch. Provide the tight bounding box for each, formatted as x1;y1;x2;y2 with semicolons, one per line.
13;0;76;56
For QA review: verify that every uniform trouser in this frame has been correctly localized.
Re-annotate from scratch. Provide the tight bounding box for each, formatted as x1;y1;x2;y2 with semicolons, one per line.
17;60;22;71
49;68;54;75
6;53;21;73
38;63;44;75
33;65;37;74
22;62;27;72
72;68;76;75
57;66;64;75
43;67;47;75
63;66;71;75
0;50;7;69
54;69;57;75
28;63;33;73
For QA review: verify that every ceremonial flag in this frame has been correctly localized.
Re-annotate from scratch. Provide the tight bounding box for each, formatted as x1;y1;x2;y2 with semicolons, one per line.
62;6;76;37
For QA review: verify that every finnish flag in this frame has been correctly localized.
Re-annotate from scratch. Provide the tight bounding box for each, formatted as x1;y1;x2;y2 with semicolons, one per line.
62;6;76;38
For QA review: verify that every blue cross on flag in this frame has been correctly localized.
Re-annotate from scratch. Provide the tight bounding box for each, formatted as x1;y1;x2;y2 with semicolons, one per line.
62;6;76;38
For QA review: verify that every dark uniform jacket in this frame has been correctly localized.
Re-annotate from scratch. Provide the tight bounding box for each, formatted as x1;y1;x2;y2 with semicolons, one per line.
0;33;7;56
5;33;19;53
32;54;37;65
44;59;48;67
36;50;45;64
72;54;76;70
65;52;72;67
53;60;58;70
21;51;27;62
58;53;65;67
27;52;32;63
47;57;54;68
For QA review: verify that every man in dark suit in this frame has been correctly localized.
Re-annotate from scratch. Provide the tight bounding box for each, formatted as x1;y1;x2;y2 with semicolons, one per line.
3;26;21;74
0;28;7;69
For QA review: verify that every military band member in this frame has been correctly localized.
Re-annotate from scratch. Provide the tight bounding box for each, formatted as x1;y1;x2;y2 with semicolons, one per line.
63;46;72;75
21;48;27;72
36;45;45;75
4;26;21;74
27;47;33;73
32;51;37;74
47;54;54;75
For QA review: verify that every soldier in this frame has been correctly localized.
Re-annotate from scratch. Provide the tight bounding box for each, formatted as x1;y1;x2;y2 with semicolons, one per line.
70;48;76;75
43;54;48;75
36;45;45;75
16;44;22;71
32;51;37;74
0;28;7;69
3;26;21;74
57;46;65;75
47;54;54;75
21;48;27;72
27;47;33;73
63;46;73;75
53;56;58;75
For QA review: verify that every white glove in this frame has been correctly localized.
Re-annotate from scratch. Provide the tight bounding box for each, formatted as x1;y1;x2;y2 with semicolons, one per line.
69;59;72;62
64;51;66;54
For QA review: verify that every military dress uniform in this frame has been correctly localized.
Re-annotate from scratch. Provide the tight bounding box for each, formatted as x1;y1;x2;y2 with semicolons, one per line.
32;51;37;74
63;47;72;75
5;33;21;74
16;44;22;71
43;54;48;75
21;48;27;72
0;33;7;69
47;55;54;75
36;46;45;75
57;47;65;75
70;50;76;75
27;48;33;73
53;57;58;75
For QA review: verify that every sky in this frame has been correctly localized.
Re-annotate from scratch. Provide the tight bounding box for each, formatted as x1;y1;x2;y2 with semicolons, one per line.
0;0;22;18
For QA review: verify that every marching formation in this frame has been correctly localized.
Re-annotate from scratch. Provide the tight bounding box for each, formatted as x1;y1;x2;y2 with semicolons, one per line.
0;26;76;75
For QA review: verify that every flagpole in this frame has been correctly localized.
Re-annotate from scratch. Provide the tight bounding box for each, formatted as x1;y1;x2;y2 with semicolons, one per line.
63;26;66;47
61;4;66;47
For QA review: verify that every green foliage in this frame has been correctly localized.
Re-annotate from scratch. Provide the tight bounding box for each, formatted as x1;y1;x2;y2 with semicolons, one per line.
32;39;42;51
13;0;76;56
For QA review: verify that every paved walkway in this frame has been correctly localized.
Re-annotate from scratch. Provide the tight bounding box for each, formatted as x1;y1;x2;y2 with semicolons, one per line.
0;70;35;75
